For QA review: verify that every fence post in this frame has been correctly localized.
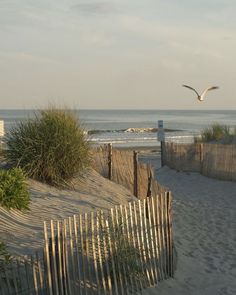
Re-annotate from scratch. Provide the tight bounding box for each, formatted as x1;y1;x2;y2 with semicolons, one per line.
133;151;138;198
108;143;113;180
199;143;203;172
146;165;152;198
161;141;164;167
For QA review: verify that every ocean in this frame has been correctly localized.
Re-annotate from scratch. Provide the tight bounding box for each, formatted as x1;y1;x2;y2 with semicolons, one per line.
0;109;236;148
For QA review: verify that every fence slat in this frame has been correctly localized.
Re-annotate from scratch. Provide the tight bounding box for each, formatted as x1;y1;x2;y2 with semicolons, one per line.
108;143;113;180
62;220;70;295
56;221;64;295
36;252;44;295
79;214;87;295
167;192;174;277
96;212;107;294
133;151;138;198
91;212;100;295
132;201;148;288
68;217;76;295
138;200;152;287
73;215;82;294
160;194;167;279
11;261;19;295
100;211;112;294
31;256;38;295
84;213;92;293
150;196;163;281
44;221;53;295
164;193;170;277
106;219;119;295
155;195;165;280
50;220;59;295
143;198;156;285
124;204;138;293
3;264;11;294
110;208;125;295
128;202;143;292
147;197;159;283
119;204;133;293
115;206;129;294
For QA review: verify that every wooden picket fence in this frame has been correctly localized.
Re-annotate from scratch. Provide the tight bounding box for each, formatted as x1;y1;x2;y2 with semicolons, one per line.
43;193;173;295
0;194;173;295
163;142;236;181
0;254;46;295
92;144;165;199
162;142;201;172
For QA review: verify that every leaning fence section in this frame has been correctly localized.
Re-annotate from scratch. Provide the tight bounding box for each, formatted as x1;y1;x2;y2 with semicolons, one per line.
162;142;236;181
42;194;173;295
162;142;201;172
93;144;165;199
0;194;174;295
202;143;236;181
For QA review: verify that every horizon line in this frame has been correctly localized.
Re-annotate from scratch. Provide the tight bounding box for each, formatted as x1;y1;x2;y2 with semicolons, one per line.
1;108;236;111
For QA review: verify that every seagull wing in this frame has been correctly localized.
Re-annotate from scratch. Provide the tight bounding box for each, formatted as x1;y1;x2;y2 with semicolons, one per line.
200;86;219;99
182;85;200;97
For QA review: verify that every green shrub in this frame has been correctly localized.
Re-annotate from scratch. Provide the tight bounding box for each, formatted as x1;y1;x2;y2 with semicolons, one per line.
200;123;231;142
6;108;91;187
0;168;30;210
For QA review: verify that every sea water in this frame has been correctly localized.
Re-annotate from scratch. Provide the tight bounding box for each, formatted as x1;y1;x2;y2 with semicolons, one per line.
0;109;236;148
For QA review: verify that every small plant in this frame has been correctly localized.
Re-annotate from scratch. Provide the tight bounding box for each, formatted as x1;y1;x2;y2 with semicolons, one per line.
0;241;12;272
6;108;91;187
98;214;145;290
0;168;30;210
108;223;144;284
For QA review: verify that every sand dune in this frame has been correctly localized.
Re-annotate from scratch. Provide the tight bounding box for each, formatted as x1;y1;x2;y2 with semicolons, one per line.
0;169;136;256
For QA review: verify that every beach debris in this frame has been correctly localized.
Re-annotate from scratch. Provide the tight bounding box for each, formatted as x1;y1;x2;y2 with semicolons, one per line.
182;84;219;101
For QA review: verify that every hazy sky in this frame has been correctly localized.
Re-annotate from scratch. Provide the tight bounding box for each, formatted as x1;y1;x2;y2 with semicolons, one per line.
0;0;236;109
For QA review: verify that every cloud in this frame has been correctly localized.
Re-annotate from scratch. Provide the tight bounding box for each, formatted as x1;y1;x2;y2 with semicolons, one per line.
0;51;61;65
72;1;115;15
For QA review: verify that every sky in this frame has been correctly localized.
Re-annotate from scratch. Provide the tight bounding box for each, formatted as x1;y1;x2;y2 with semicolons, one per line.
0;0;236;109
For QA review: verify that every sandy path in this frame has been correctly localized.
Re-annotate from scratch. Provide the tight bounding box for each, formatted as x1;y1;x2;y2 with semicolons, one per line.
143;165;236;295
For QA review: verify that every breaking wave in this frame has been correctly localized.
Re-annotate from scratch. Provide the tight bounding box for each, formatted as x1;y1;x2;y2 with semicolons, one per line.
85;127;177;135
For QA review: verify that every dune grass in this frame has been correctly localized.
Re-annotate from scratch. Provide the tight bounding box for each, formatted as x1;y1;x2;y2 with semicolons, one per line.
99;215;145;287
197;123;236;143
6;108;91;187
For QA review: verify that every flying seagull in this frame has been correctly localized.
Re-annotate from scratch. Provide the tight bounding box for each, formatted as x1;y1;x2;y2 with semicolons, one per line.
182;85;219;101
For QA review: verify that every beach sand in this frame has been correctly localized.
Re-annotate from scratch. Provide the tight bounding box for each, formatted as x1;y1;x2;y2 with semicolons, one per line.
141;162;236;295
0;168;136;256
1;150;236;294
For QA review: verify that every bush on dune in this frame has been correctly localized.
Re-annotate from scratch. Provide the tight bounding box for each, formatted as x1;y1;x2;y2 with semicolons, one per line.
0;168;30;210
6;108;91;187
197;123;236;143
